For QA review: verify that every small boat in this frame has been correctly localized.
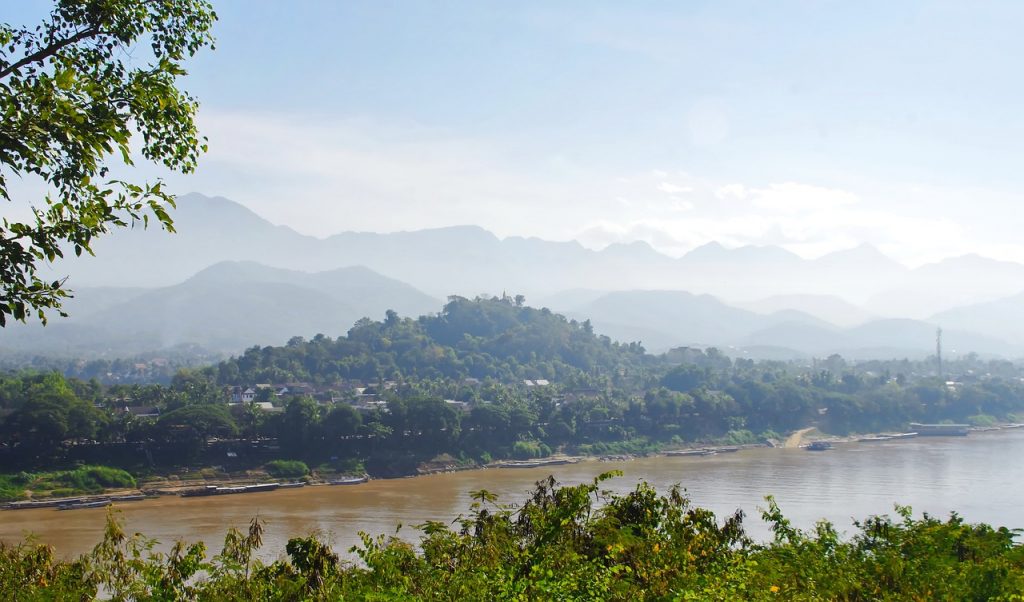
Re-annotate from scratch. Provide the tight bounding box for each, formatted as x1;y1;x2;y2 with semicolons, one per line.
278;482;306;489
712;446;740;453
180;486;219;497
4;499;82;510
909;423;969;437
498;458;576;468
243;483;280;493
806;441;833;451
857;436;891;442
665;449;708;457
330;476;368;485
111;494;147;502
58;500;112;510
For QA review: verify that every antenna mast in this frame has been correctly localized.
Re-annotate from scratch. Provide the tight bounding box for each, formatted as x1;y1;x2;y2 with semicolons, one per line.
936;327;943;378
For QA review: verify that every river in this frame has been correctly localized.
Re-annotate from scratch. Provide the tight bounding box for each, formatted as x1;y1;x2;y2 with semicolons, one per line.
2;428;1021;560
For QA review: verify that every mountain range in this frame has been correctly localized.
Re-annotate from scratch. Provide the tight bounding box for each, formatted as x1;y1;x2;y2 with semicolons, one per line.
1;262;439;356
5;192;1023;360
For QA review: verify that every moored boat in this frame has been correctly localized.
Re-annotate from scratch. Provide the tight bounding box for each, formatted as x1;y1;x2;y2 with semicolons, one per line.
909;423;969;437
806;441;833;451
712;446;740;453
665;449;708;457
497;458;577;469
243;483;280;493
58;499;112;510
4;498;83;510
180;486;219;497
330;476;368;485
885;432;918;440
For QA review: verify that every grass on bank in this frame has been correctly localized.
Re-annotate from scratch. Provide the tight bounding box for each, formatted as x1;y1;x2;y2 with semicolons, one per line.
0;465;136;502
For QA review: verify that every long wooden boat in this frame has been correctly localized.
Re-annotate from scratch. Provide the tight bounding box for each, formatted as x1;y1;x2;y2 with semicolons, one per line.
909;423;969;436
665;449;708;457
330;476;368;485
497;458;578;469
4;498;84;510
180;486;219;497
58;499;112;510
180;482;280;497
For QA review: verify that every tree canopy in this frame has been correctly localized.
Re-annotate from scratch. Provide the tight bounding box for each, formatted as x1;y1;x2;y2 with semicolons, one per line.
0;0;216;325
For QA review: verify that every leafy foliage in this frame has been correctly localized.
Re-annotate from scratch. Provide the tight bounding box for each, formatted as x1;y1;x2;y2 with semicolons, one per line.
212;296;651;385
264;460;308;479
1;476;1022;600
0;0;216;324
0;465;134;501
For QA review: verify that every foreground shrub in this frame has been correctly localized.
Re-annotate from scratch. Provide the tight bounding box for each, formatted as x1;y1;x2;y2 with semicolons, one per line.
2;473;1022;600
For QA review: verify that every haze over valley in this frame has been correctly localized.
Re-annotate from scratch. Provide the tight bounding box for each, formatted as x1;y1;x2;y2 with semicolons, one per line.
6;192;1022;361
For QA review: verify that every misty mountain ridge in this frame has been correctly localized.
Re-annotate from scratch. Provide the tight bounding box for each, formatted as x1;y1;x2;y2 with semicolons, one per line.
5;259;1024;361
1;261;439;356
13;192;1024;360
735;294;877;328
551;289;1018;359
40;193;1024;318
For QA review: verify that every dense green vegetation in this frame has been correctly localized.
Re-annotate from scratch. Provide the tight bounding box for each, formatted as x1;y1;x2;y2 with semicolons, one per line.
264;460;310;479
2;474;1022;600
212;296;650;385
2;297;1024;483
0;465;135;501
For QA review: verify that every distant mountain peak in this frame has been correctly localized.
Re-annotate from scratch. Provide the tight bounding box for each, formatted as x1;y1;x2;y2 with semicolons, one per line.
600;240;667;259
684;241;727;257
682;241;800;263
815;243;906;270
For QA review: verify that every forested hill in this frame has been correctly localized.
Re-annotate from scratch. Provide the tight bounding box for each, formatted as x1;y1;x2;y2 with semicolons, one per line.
208;296;652;386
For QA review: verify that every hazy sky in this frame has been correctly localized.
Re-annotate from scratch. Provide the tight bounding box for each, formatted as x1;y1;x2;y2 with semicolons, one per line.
7;1;1024;265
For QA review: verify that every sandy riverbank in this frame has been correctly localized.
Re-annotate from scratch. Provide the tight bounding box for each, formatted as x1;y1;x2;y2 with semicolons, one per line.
783;427;818;448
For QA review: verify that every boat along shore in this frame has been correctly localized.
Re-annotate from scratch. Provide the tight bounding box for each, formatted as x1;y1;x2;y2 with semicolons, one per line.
6;423;1022;511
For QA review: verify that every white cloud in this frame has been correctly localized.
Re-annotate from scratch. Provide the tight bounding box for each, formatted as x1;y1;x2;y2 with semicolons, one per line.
657;182;692;194
177;109;596;239
745;182;860;213
714;183;748;200
121;108;1024;268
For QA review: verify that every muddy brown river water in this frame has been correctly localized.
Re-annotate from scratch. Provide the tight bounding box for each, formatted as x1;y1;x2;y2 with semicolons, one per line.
2;429;1022;560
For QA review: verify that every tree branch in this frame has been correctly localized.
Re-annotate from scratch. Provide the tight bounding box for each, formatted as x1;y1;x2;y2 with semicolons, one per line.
0;26;101;80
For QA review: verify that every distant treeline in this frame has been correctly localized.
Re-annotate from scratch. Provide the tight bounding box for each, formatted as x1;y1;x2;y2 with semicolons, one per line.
2;297;1024;480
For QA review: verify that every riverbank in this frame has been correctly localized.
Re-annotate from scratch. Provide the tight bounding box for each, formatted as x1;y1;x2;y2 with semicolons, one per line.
7;423;1022;511
5;426;1024;563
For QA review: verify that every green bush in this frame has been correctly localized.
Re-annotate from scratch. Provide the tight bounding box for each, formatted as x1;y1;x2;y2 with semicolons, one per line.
719;429;759;445
512;440;543;459
3;474;1023;600
0;466;136;500
967;414;997;427
265;460;310;479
